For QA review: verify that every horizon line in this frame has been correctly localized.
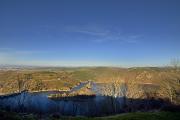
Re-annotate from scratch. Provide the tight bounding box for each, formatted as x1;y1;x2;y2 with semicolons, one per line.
0;63;171;69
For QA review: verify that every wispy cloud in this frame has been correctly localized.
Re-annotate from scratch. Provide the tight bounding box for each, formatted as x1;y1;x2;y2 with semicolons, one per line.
73;29;108;36
65;24;110;36
90;33;142;44
65;24;142;44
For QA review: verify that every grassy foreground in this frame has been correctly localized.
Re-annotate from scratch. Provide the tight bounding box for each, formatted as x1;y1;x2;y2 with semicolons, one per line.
60;112;180;120
1;111;180;120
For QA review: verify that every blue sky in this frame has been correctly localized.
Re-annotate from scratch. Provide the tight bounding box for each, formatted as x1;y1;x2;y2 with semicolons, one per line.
0;0;180;67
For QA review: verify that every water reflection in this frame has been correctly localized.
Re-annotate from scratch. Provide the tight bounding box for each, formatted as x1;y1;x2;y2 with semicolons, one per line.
0;92;126;116
0;82;125;116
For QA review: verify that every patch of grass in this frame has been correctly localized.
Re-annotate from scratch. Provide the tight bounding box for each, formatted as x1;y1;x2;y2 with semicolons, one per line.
0;110;21;120
0;110;37;120
99;112;180;120
1;110;180;120
71;70;95;81
57;112;180;120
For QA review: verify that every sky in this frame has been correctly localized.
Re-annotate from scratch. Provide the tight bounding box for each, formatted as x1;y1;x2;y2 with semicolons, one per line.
0;0;180;67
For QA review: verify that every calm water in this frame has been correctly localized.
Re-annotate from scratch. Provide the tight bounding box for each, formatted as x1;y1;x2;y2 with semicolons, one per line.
0;82;125;116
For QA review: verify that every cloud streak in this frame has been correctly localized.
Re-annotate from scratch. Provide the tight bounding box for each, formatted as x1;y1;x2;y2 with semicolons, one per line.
66;24;142;44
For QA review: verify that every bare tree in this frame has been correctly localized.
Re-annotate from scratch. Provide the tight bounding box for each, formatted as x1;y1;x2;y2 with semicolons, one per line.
99;76;124;97
35;79;44;91
16;73;32;92
123;77;146;112
16;74;25;92
171;58;180;72
125;79;143;99
15;73;33;112
16;91;27;112
112;77;123;97
158;75;177;103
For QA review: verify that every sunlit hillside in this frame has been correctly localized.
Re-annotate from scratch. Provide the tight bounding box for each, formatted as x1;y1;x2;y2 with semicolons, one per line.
1;0;180;119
